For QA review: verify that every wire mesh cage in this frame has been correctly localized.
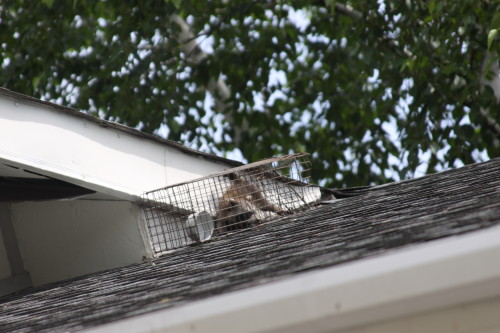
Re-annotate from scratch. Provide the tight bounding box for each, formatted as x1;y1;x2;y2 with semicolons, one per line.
142;152;321;254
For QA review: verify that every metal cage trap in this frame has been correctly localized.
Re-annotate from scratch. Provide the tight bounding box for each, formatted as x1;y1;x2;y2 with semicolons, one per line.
142;152;321;254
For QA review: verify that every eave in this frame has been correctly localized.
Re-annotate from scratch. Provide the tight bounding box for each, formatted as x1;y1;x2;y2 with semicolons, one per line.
0;88;241;201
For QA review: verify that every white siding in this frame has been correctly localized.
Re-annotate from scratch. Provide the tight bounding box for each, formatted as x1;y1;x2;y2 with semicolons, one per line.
11;200;148;286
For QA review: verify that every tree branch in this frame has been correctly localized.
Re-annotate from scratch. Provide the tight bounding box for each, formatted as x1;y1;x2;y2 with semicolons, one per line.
333;3;362;20
168;14;248;146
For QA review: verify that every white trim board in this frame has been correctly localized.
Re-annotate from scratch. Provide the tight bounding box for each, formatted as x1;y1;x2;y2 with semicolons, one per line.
86;224;500;333
0;91;235;200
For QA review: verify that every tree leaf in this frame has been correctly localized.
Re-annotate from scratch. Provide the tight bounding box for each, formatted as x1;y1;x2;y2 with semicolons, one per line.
32;76;41;92
41;0;54;8
428;1;436;15
488;29;498;50
170;0;182;9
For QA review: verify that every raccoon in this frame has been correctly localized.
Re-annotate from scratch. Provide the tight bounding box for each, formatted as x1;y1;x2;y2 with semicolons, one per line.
215;173;281;233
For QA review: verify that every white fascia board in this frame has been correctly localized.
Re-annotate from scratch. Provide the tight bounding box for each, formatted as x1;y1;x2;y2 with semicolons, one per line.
0;92;235;200
86;224;500;333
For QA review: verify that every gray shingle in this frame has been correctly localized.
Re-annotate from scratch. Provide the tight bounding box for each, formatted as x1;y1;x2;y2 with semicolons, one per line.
1;158;499;332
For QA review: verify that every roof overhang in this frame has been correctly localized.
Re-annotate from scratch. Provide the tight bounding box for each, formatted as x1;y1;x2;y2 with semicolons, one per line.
0;89;241;201
85;224;500;333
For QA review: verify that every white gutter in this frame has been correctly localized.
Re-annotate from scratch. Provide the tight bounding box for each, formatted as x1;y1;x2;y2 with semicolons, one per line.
86;224;500;333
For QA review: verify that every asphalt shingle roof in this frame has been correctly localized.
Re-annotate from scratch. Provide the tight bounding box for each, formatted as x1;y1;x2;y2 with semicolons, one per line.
1;158;499;332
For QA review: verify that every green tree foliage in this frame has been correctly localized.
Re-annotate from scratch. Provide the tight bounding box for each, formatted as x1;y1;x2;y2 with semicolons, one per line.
1;1;499;187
